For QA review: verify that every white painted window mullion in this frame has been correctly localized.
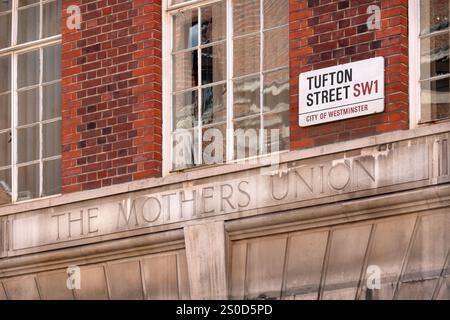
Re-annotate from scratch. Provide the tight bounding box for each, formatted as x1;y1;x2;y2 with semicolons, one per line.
11;52;17;202
11;0;17;47
259;0;264;155
197;7;202;166
39;47;44;197
226;0;233;162
408;0;422;128
39;0;43;40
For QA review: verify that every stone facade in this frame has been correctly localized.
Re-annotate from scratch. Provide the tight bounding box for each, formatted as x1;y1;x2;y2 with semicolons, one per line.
0;0;449;300
0;124;449;299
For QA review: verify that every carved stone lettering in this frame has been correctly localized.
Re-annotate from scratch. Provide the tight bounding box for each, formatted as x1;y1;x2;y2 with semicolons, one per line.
8;140;435;252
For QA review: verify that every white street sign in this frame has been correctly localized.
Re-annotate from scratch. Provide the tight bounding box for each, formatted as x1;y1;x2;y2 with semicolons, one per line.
299;57;385;127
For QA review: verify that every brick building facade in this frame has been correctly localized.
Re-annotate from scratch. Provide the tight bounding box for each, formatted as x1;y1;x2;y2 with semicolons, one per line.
0;0;448;300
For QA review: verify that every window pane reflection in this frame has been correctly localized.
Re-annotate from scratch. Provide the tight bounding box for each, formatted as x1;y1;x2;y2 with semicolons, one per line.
17;125;39;164
0;55;11;94
173;50;198;92
0;0;12;12
173;9;199;51
43;44;62;83
0;168;12;205
43;0;62;38
43;120;61;158
233;76;260;118
43;82;61;120
420;33;450;79
201;44;226;85
202;84;227;125
420;0;449;35
18;163;39;201
0;131;11;167
17;50;39;89
0;93;11;131
263;68;289;113
173;90;198;130
233;0;260;37
17;5;40;44
0;13;11;49
201;1;226;45
233;35;260;77
421;78;450;122
43;158;61;196
18;88;39;126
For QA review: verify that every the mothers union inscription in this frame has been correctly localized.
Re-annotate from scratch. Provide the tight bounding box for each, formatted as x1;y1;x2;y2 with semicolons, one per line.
8;142;430;252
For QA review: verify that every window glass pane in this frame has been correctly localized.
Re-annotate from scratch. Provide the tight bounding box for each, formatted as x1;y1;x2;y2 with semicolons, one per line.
0;130;11;167
18;0;39;7
171;0;289;166
420;0;450;35
173;90;198;130
234;115;260;160
172;129;199;170
43;44;62;82
234;35;260;77
263;111;289;153
0;0;12;12
0;13;11;49
0;55;11;94
202;124;226;165
17;125;39;163
420;34;450;79
43;120;61;158
421;78;450;122
263;68;289;113
17;50;39;88
0;168;11;205
264;26;289;71
17;163;39;201
0;93;11;130
233;0;260;37
173;9;199;51
201;43;226;85
43;158;61;196
18;88;39;126
202;83;227;125
264;0;288;29
43;0;62;38
43;82;61;120
17;5;40;44
201;1;226;45
173;50;198;92
233;75;260;119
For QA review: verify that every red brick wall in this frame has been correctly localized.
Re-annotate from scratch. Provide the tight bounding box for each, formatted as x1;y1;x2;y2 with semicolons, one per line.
290;0;409;150
60;0;409;194
61;0;162;193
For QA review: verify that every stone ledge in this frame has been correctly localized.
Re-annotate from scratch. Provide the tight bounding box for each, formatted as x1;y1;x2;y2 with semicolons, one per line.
0;126;449;257
0;184;449;278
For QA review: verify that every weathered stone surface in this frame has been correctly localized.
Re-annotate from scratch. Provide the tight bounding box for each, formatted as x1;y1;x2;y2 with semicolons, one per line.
184;221;228;300
2;132;447;256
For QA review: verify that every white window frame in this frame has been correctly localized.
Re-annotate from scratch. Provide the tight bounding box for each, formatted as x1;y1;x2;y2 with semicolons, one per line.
409;0;421;128
0;0;62;203
162;0;289;176
409;0;450;128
